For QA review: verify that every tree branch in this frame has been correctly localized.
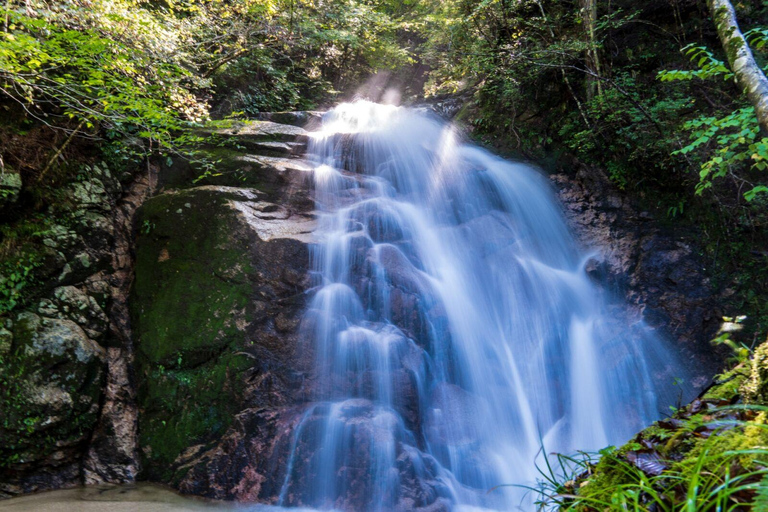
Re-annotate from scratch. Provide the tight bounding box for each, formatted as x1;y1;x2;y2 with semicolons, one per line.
708;0;768;134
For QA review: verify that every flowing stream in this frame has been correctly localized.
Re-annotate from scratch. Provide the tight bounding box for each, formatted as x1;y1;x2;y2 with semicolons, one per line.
276;102;686;511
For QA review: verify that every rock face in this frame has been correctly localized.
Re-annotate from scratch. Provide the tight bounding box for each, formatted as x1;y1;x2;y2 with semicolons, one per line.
551;165;725;387
129;120;316;489
0;161;152;497
0;302;106;494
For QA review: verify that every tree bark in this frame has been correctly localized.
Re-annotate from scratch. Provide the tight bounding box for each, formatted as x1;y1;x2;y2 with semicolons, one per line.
708;0;768;134
581;0;602;99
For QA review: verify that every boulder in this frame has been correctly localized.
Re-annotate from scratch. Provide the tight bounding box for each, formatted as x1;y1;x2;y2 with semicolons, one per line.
131;185;314;483
0;299;107;496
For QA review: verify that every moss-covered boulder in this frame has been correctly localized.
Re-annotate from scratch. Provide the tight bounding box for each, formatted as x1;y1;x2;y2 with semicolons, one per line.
132;185;314;483
0;287;108;497
568;338;768;509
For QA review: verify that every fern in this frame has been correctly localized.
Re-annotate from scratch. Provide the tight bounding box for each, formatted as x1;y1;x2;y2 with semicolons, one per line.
754;474;768;510
658;44;733;82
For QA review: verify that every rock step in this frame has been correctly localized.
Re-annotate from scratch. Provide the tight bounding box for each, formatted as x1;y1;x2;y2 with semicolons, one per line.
203;120;310;145
243;140;306;157
253;111;323;129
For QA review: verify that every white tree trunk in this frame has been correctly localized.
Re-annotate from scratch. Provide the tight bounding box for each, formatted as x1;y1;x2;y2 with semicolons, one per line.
708;0;768;134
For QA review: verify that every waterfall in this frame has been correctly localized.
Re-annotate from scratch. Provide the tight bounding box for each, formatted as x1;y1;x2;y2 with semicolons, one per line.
276;101;686;511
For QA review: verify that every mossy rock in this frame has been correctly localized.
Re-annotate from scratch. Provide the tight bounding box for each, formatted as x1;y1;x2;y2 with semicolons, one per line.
0;308;106;474
198;119;310;144
0;169;22;209
131;185;312;482
159;146;312;197
132;189;256;367
572;340;768;508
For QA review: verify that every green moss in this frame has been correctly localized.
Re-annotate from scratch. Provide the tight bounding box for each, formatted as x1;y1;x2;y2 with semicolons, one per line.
138;352;251;481
132;189;253;367
132;187;258;481
0;335;102;469
0;215;57;314
674;412;768;478
573;449;640;508
703;364;750;401
158;146;279;193
640;424;675;442
568;341;768;509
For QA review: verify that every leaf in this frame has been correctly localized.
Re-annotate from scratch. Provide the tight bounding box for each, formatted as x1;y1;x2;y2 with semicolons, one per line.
625;450;668;476
745;186;768;202
754;474;768;510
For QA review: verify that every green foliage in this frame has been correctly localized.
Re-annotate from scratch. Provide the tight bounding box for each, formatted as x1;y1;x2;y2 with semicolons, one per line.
0;216;51;314
209;0;416;114
0;2;203;143
661;41;768;202
0;253;40;314
658;45;734;82
529;415;768;511
0;350;34;468
529;337;768;510
674;107;768;200
756;474;768;510
711;315;753;364
746;28;768;57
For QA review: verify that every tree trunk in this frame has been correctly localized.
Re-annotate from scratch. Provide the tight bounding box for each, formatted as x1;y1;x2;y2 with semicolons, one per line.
581;0;602;99
708;0;768;134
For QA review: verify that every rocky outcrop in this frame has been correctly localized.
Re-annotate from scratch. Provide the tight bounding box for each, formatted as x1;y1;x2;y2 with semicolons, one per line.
0;161;151;496
82;163;158;485
551;164;725;388
1;116;320;499
0;297;106;496
129;120;317;489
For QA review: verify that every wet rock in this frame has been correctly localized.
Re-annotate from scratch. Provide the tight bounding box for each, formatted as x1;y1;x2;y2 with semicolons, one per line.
425;384;485;446
253;111;323;130
371;244;431;296
209;119;310;144
551;165;724;387
173;402;448;511
349;200;408;243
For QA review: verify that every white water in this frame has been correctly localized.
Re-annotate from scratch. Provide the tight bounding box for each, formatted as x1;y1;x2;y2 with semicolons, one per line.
277;102;686;511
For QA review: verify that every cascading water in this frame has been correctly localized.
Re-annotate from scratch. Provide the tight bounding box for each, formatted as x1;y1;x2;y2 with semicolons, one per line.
276;102;687;511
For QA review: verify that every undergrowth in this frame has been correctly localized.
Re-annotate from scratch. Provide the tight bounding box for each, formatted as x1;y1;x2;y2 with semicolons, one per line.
530;429;768;511
523;335;768;511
